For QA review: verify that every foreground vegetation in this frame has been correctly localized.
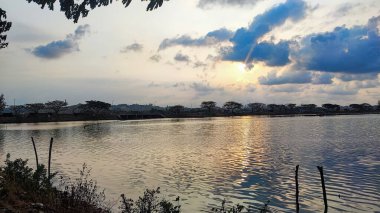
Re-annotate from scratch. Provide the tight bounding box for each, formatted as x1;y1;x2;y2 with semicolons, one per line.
0;154;277;213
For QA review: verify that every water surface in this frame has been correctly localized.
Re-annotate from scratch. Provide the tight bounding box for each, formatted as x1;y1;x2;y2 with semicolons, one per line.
0;115;379;212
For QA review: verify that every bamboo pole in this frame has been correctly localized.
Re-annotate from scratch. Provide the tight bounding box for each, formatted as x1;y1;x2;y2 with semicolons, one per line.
295;165;300;213
317;166;328;213
48;137;54;178
31;137;39;168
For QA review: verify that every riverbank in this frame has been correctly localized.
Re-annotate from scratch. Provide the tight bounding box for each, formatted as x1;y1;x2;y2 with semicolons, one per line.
1;111;379;124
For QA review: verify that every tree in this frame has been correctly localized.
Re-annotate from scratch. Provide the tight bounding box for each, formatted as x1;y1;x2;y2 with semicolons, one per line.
349;104;361;111
25;0;168;22
1;0;168;49
322;103;340;112
80;100;111;117
10;105;25;117
0;94;6;112
45;100;67;115
168;105;184;115
26;103;45;114
247;103;265;113
223;101;242;114
200;101;216;113
0;9;12;49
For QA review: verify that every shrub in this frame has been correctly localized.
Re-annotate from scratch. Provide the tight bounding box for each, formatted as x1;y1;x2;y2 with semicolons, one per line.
120;187;180;213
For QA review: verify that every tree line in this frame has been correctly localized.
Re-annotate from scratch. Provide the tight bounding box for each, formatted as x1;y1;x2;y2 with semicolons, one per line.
0;94;112;118
1;94;379;119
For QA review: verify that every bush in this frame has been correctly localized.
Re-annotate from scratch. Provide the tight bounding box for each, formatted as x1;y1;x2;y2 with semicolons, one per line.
56;163;110;212
120;187;180;213
0;155;110;212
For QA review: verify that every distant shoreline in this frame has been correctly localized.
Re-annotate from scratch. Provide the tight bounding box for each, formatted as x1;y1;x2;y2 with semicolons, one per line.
1;112;379;125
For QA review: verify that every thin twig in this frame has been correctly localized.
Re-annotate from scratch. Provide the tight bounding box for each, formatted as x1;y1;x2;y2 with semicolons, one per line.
31;137;39;167
48;137;54;178
317;166;328;213
295;165;300;213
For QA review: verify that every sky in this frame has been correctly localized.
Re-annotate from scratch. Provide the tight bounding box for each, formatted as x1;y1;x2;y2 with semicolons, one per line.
0;0;379;107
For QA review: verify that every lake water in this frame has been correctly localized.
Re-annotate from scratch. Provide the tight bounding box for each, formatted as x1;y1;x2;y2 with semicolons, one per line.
0;115;379;212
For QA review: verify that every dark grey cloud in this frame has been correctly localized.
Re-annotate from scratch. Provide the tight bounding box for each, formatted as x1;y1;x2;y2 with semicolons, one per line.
159;28;233;50
149;54;162;62
30;25;90;59
318;86;358;96
197;0;262;9
120;42;143;53
332;3;361;17
148;82;160;87
193;61;208;69
259;71;334;85
223;41;293;66
259;71;312;85
295;16;380;74
269;85;304;93
190;82;224;96
311;73;334;85
174;52;191;63
336;73;378;82
222;0;307;66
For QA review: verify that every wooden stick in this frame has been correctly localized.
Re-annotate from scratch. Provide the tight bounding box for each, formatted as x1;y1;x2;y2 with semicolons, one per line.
31;137;39;168
295;165;300;213
48;137;54;178
317;166;328;213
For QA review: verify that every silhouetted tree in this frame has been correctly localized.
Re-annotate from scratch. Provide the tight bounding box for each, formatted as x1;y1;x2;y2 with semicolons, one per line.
26;103;45;114
169;105;184;115
360;103;372;111
10;105;25;117
322;103;340;112
0;9;12;49
80;100;111;117
201;101;216;113
286;103;296;109
349;104;361;111
247;103;265;113
223;101;242;114
45;100;67;115
25;0;168;23
0;94;5;112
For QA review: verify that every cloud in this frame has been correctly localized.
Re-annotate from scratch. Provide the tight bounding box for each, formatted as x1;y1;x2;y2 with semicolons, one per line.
30;25;90;59
193;61;208;69
332;3;361;17
258;71;312;85
159;28;233;50
318;85;358;96
149;54;162;62
336;73;378;82
197;0;262;9
148;82;160;87
245;84;256;93
120;42;143;53
174;52;191;63
268;85;304;93
223;40;292;66
222;0;307;66
295;16;380;74
311;72;334;84
259;70;334;85
190;82;224;96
